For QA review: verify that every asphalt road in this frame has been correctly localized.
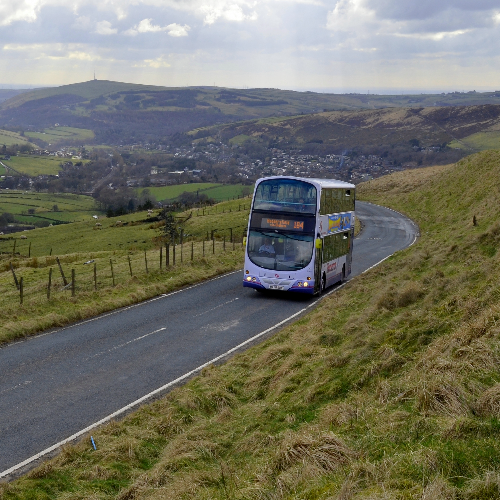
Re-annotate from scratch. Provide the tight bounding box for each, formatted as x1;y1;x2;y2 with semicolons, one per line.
0;201;418;477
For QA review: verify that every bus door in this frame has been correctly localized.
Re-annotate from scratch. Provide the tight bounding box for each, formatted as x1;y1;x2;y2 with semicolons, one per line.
346;229;354;276
314;237;322;294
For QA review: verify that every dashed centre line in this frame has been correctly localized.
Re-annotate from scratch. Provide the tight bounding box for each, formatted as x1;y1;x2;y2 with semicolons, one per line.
0;380;32;396
89;327;167;359
194;297;240;317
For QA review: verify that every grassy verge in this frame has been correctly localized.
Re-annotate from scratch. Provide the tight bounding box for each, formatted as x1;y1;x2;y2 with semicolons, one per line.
4;153;500;499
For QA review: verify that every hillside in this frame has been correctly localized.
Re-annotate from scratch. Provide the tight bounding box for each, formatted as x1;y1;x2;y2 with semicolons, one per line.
2;80;500;146
2;151;500;498
194;104;500;167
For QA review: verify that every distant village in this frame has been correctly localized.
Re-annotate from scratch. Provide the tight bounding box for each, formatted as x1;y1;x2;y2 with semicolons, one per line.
0;135;449;197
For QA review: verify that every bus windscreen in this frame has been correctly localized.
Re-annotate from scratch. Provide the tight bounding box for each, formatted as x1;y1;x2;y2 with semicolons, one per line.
253;179;317;214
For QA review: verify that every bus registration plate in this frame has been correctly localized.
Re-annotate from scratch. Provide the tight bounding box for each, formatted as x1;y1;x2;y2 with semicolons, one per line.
269;285;284;290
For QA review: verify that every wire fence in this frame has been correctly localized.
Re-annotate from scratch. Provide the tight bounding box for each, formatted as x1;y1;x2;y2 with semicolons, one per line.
1;235;246;307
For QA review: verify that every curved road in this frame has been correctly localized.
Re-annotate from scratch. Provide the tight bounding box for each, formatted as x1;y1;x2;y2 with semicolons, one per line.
0;201;418;477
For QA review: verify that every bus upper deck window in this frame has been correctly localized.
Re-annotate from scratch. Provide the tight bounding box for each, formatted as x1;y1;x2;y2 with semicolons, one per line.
345;190;351;197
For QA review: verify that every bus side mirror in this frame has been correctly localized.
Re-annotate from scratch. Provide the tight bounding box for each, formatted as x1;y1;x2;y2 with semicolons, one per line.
243;237;247;246
315;238;322;249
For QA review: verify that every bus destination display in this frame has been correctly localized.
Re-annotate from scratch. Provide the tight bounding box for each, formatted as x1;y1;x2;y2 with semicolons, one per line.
261;217;304;231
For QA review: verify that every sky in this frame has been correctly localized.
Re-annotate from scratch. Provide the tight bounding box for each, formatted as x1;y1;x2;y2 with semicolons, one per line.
1;0;499;92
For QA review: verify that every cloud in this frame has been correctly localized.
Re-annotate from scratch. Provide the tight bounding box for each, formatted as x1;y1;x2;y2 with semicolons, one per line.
166;23;190;36
326;0;499;46
394;29;472;41
124;18;190;36
199;2;258;24
0;0;42;26
130;18;164;34
95;20;118;35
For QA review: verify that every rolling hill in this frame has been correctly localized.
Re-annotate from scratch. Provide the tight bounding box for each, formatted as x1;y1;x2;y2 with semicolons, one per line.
2;80;500;147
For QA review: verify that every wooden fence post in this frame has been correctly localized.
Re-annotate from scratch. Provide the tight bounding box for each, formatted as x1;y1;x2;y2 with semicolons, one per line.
128;255;133;276
110;259;115;286
144;251;148;274
10;262;19;290
71;269;75;297
223;235;226;252
56;257;68;286
47;267;52;299
94;263;97;290
50;248;52;256
19;277;23;305
166;243;170;266
160;247;163;270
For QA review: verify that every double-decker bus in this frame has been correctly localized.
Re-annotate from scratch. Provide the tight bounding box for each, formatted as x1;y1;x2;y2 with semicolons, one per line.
243;176;355;295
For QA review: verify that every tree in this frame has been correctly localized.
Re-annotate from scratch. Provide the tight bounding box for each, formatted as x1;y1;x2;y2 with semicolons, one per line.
159;208;180;244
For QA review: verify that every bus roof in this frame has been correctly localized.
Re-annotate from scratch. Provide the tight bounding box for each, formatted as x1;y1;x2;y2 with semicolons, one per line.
255;176;355;190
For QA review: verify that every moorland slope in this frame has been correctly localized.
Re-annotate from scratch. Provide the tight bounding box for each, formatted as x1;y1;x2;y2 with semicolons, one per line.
207;104;500;157
3;80;500;146
2;151;500;498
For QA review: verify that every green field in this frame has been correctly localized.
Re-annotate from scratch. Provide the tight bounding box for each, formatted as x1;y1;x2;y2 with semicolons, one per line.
137;183;219;201
138;183;251;202
0;129;34;147
0;191;99;225
202;184;252;201
449;130;500;151
25;126;95;144
228;134;252;145
1;154;89;176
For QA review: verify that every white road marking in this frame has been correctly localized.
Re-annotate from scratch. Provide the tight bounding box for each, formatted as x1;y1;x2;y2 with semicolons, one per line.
194;297;239;317
89;328;167;359
201;319;240;332
0;380;32;396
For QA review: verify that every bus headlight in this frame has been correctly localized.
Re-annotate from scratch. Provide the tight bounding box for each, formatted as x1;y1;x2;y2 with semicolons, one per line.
303;281;309;287
297;282;302;287
246;276;252;281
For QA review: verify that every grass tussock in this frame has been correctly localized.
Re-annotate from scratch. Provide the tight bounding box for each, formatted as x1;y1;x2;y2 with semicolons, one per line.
6;152;500;498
